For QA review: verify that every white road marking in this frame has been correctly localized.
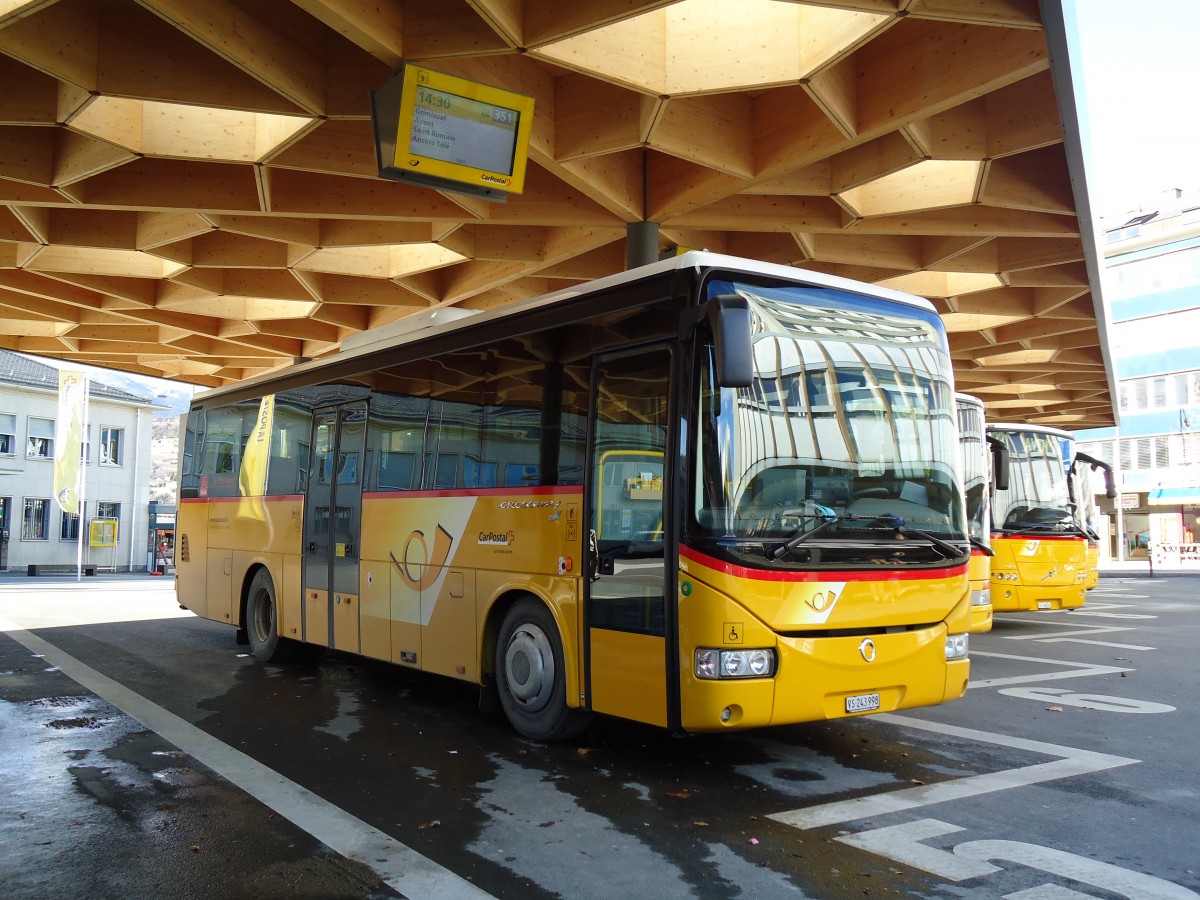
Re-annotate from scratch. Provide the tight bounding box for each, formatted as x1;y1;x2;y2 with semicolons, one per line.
997;621;1153;650
838;819;1198;898
997;687;1175;714
767;714;1137;831
968;650;1133;689
0;617;493;900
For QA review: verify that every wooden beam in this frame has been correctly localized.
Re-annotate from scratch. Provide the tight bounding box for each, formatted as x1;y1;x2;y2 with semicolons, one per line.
47;209;140;250
0;1;99;90
521;0;674;47
54;129;138;187
554;150;646;221
848;206;1078;237
554;75;652;159
288;0;405;67
265;167;478;219
982;144;1074;214
0;125;55;185
135;211;214;250
70;157;264;212
996;236;1084;271
830;130;926;193
135;0;327;114
0;55;59;125
907;0;1041;29
984;68;1062;157
267;119;377;177
99;6;307;115
648;94;755;177
401;0;513;58
669;195;845;232
855;19;1049;135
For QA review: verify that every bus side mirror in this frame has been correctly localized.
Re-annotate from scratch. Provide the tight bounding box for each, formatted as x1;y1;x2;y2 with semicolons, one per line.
707;294;754;388
987;436;1010;492
1075;452;1117;499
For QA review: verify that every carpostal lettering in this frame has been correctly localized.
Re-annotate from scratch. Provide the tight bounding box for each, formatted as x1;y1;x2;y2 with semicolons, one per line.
497;500;560;510
479;531;515;546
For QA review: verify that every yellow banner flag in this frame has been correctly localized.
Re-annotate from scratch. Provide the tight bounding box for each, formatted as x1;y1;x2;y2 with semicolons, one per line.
239;394;275;496
54;370;87;514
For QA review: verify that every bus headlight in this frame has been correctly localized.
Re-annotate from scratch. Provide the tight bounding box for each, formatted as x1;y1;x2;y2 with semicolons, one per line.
971;588;991;607
945;633;969;660
695;648;776;679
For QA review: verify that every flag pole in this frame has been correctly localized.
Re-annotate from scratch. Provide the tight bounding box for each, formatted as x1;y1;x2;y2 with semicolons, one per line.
76;377;89;582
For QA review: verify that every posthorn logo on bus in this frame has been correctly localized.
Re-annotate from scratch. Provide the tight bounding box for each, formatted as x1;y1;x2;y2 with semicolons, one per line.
858;638;877;663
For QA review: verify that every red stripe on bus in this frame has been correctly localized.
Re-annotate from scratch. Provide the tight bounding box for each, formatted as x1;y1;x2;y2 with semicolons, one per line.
181;487;583;502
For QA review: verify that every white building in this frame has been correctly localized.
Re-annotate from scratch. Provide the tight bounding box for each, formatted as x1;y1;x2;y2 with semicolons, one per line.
0;350;160;573
1075;188;1200;560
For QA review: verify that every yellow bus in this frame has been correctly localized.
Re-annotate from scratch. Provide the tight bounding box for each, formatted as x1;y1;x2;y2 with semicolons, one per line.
955;394;995;633
987;423;1095;612
176;252;972;739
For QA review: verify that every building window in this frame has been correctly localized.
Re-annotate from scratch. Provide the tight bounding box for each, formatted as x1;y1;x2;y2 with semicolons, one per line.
0;414;14;456
97;501;121;519
60;503;85;541
1154;436;1170;468
27;417;54;459
100;427;124;466
22;498;49;540
0;497;10;536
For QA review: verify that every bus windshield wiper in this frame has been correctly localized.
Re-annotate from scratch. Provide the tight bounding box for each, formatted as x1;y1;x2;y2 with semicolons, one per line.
969;536;994;556
769;513;904;560
771;513;966;561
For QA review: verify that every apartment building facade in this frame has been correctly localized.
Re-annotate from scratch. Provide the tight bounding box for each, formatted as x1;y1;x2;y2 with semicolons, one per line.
0;350;159;573
1075;189;1200;560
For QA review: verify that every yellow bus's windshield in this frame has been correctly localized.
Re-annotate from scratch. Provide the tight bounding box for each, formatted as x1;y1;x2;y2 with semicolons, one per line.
693;282;966;565
990;429;1075;534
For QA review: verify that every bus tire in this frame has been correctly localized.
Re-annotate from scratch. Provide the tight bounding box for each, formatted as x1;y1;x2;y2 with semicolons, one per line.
496;598;590;741
245;569;300;663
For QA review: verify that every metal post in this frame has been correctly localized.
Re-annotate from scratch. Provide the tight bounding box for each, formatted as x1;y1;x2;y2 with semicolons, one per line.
626;221;660;270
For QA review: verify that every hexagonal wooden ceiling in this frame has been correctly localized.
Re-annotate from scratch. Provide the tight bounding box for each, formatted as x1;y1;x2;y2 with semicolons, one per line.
0;0;1115;426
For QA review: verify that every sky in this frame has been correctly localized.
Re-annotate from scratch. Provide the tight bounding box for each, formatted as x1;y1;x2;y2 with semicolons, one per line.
1072;0;1200;220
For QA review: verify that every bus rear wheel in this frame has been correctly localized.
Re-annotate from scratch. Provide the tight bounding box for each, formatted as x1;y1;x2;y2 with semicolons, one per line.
246;569;301;663
496;598;590;741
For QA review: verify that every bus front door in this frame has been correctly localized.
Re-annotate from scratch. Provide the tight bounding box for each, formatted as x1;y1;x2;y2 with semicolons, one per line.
585;347;673;728
303;402;367;653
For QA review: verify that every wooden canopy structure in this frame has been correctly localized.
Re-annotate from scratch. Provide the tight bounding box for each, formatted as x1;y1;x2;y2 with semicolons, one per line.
0;0;1115;426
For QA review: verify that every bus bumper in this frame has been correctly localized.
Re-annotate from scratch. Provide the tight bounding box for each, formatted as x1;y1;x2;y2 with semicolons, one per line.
678;626;969;732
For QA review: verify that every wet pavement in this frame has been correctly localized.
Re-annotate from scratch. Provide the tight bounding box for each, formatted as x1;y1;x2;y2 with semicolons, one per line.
2;570;1198;899
0;623;403;900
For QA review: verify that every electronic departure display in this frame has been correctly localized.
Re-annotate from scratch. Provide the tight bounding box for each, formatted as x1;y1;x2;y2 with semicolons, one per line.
372;64;535;201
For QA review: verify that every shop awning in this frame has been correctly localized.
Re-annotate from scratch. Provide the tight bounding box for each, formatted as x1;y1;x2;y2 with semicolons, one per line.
1147;487;1200;506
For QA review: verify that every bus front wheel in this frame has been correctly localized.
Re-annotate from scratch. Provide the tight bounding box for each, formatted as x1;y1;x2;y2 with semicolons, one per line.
496;598;590;741
246;569;300;663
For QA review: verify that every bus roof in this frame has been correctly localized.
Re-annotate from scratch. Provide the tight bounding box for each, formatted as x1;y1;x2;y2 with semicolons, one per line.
190;251;938;405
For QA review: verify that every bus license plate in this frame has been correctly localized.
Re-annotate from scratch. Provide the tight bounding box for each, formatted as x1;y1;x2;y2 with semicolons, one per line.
846;692;881;713
1037;601;1052;609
